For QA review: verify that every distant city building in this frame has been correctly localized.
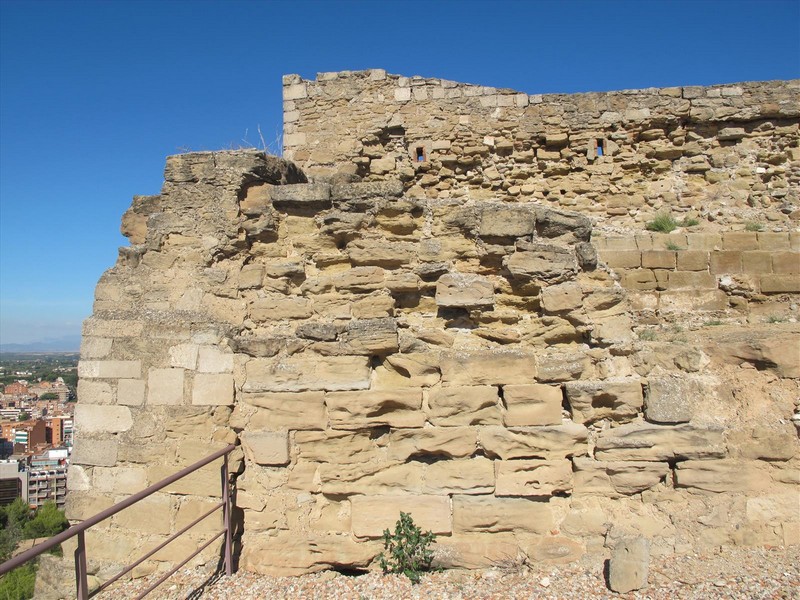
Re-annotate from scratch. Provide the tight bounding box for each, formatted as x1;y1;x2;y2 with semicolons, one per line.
0;460;27;506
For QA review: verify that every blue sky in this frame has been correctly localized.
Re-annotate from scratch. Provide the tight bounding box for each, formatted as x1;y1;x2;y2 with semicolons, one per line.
1;0;798;347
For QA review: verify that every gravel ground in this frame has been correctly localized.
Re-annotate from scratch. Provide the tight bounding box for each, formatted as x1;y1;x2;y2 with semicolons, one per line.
101;545;799;600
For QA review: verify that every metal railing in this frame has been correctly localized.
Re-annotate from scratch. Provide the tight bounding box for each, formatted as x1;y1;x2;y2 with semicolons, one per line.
0;443;236;599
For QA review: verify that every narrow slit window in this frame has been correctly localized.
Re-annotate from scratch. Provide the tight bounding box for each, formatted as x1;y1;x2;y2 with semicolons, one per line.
596;139;605;157
415;146;426;162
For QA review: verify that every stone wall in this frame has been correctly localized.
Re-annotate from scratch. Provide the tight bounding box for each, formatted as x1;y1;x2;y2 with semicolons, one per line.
284;71;799;231
66;72;800;583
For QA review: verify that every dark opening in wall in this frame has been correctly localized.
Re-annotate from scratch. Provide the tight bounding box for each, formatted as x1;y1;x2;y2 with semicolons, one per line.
415;146;426;162
596;139;605;157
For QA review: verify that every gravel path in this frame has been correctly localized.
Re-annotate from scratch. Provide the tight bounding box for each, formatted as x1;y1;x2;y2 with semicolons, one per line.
102;545;798;599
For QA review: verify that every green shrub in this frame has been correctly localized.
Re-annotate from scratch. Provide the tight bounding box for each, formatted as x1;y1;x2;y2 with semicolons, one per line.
646;213;678;233
665;241;682;251
0;562;36;600
681;217;700;227
745;221;764;232
637;329;657;341
378;512;436;584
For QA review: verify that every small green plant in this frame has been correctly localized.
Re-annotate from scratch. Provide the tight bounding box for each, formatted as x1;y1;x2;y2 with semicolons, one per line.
681;217;700;227
638;329;657;341
745;221;764;232
766;314;787;323
665;241;683;251
704;319;723;326
378;512;436;584
646;213;679;233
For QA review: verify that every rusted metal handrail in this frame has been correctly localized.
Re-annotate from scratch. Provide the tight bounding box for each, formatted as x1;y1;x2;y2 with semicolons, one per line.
0;443;236;599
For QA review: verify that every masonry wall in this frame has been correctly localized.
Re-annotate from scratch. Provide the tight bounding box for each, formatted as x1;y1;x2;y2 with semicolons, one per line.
284;71;799;231
65;73;800;584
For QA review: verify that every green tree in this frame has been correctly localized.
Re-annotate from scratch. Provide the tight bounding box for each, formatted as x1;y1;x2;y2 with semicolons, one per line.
38;393;58;400
22;502;68;540
16;412;30;422
0;562;36;600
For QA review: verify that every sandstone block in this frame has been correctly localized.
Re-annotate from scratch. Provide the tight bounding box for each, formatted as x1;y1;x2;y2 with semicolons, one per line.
502;384;563;426
771;252;800;274
92;466;148;495
80;336;113;359
250;296;313;320
112;493;173;535
341;318;399;354
326;389;424;429
74;405;132;434
495;459;572;496
440;351;536;386
146;463;222;497
757;232;790;251
240;391;327;429
609;537;650;593
192;373;234;406
243;355;371;392
666;271;716;289
674;460;771;492
374;353;441;389
644;373;708;423
240;533;378;577
78;360;141;379
241;431;290;466
540;282;582;313
573;458;669;497
71;438;118;467
601;250;641;269
77;380;112;405
595;423;725;461
505;243;577;283
175;497;223;535
479;204;536;237
351;495;451;538
295;430;376;463
117;378;146;406
676;250;709;271
427;385;501;425
65;491;115;521
722;231;758;250
147;368;185;405
621;269;657;290
385;427;477;461
452;495;553;534
347;239;415;267
710;251;742;274
641;251;676;269
423;457;495;494
334;266;385;291
319;462;423;495
432;533;521;569
269;183;330;207
197;346;234;373
565;380;644;424
479;423;588;460
435;273;494;307
760;274;800;293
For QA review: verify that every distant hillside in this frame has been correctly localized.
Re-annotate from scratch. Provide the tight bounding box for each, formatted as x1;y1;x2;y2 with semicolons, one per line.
0;335;81;353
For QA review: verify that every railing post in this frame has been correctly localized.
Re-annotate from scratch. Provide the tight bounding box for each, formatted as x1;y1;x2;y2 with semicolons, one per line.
75;530;89;600
221;454;232;577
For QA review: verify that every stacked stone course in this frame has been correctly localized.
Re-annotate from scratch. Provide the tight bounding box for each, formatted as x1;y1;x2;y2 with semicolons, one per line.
65;72;800;583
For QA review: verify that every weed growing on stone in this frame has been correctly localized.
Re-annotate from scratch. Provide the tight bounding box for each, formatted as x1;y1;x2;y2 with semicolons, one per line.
638;329;657;341
745;221;764;232
378;512;436;584
766;314;787;323
704;319;723;326
681;217;700;227
665;241;683;251
646;213;679;233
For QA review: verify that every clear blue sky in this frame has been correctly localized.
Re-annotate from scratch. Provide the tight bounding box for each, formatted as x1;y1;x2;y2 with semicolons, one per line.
1;0;798;347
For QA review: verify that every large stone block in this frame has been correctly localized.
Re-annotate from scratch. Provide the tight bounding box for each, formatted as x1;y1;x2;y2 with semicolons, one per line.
319;462;423;495
350;495;452;538
117;378;145;406
243;355;371;392
565;380;643;424
71;438;118;467
250;296;314;320
295;430;377;463
609;537;650;593
479;423;589;459
479;204;536;237
384;427;477;461
341;318;399;354
595;423;725;461
239;392;327;429
326;389;424;429
573;458;669;497
240;532;379;576
504;242;577;283
644;373;709;423
197;346;234;373
452;495;553;534
112;494;174;535
74;405;132;434
347;239;416;267
495;459;572;496
423;458;495;494
192;373;234;406
78;360;141;379
502;384;563;426
540;282;582;313
435;273;494;307
241;431;290;466
92;466;148;495
674;460;771;492
440;351;537;386
76;380;112;405
147;368;185;405
427;385;501;426
432;533;521;569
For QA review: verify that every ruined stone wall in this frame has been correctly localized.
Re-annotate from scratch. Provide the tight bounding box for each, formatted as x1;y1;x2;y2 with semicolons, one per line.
66;73;800;583
284;71;799;231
